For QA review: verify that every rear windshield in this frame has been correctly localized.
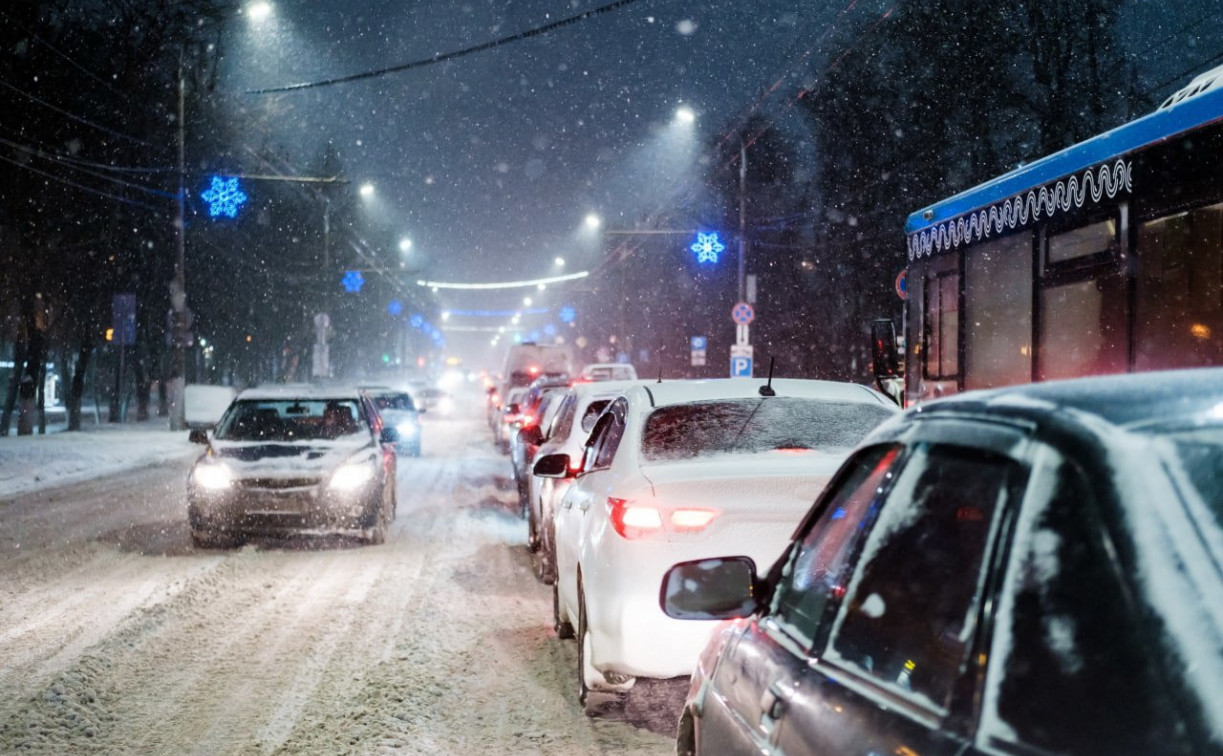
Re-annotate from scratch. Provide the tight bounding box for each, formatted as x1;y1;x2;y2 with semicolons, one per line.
215;399;368;441
641;397;894;462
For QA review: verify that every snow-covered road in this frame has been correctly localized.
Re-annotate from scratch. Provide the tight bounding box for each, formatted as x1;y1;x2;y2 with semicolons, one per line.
0;413;679;754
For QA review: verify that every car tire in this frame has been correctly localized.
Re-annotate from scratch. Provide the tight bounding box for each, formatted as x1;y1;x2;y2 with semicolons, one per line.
527;502;540;553
191;528;236;550
577;582;596;709
365;504;388;545
553;581;573;639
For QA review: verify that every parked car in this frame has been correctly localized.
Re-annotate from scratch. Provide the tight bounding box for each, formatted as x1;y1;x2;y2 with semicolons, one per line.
540;377;898;714
509;375;574;513
525;379;642;585
187;386;399;548
579;362;638;382
413;384;453;416
661;367;1223;756
364;386;424;456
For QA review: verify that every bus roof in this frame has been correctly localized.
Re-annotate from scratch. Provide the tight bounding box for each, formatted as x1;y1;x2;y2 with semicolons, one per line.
905;75;1223;246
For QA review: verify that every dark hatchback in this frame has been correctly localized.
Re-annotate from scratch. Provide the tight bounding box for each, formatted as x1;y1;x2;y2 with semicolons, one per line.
662;367;1223;756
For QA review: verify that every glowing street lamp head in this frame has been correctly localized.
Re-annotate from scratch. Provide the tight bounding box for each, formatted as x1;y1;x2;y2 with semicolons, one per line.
247;1;273;22
398;238;413;254
675;105;696;125
584;213;601;231
359;183;375;199
554;256;565;267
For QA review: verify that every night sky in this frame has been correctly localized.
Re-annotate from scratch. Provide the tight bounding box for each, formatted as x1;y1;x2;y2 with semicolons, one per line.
213;0;1223;366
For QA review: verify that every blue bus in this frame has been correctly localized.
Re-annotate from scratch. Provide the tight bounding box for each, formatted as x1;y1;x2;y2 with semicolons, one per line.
888;65;1223;407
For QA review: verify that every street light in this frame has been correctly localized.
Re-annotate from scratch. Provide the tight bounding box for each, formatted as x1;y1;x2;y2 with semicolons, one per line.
359;182;375;199
246;1;273;22
398;237;412;253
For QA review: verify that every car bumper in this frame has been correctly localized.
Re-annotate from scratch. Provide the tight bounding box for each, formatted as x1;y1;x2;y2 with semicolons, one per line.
188;483;381;537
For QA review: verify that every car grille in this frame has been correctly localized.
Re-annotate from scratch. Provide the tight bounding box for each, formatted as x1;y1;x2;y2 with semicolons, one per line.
236;477;322;490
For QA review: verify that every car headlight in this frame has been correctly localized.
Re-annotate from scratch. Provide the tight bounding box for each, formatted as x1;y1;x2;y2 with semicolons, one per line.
396;422;419;438
329;457;377;491
437;397;454;414
192;462;233;490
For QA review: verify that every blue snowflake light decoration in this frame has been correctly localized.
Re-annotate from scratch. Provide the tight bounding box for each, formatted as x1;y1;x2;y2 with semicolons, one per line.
409;314;425;329
558;305;576;324
690;232;725;264
200;176;248;218
387;299;403;316
342;270;365;293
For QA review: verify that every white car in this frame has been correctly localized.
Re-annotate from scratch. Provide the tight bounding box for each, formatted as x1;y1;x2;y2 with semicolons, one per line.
525;379;643;584
538;378;899;713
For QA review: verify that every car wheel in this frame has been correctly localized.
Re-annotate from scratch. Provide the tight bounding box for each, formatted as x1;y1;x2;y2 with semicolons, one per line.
553;581;573;639
527;502;540;553
191;528;236;550
577;582;596;709
365;504;388;545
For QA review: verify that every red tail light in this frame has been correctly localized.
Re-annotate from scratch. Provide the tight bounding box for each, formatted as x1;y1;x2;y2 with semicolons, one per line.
607;497;719;539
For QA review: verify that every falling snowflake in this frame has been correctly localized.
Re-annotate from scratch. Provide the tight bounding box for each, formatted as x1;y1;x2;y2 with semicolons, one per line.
200;176;248;218
690;232;724;264
342;270;365;292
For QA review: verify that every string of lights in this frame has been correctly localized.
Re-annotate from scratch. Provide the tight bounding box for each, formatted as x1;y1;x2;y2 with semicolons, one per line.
416;271;589;290
245;0;644;95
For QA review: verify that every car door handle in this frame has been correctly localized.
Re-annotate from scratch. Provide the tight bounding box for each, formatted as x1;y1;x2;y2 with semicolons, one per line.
759;680;795;731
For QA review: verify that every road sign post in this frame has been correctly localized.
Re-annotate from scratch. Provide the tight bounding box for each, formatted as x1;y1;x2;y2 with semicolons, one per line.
730;343;753;377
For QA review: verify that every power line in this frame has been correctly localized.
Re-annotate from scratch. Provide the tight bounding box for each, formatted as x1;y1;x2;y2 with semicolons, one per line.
0;9;130;100
0;78;151;146
0;136;176;198
245;0;646;94
0;151;161;211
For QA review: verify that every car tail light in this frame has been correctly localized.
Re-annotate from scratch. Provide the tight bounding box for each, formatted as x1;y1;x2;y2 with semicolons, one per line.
607;497;719;539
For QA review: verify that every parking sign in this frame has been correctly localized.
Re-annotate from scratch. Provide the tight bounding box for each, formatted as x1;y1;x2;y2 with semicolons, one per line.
730;344;753;377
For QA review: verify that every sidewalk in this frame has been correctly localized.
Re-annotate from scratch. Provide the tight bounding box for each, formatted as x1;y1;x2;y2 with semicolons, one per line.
0;413;199;500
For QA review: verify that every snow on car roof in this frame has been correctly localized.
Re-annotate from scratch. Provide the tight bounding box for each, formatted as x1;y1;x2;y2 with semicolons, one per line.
235;384;365;402
626;377;896;410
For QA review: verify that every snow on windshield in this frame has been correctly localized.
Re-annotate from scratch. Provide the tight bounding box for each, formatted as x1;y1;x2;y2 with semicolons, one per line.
640;397;894;462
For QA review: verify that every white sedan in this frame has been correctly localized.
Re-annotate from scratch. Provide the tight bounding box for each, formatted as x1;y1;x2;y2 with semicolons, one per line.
525;380;643;586
538;378;899;713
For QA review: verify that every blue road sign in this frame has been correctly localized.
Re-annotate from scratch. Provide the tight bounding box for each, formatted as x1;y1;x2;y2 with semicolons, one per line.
690;335;707;350
731;355;753;377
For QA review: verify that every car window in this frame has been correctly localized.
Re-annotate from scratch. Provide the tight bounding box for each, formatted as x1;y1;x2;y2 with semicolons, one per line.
640;397;895;462
580;399;612;434
768;445;903;650
373;393;415;411
582;399;626;472
982;453;1192;755
216;399;368;441
824;443;1021;712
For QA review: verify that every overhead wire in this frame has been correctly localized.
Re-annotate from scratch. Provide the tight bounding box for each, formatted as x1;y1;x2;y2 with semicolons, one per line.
244;0;645;94
0;136;176;198
0;8;130;99
0;151;161;211
0;78;152;146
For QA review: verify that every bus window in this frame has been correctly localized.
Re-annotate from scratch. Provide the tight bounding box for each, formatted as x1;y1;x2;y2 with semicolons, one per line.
925;270;959;380
1047;218;1116;266
965;232;1034;390
1135;202;1223;371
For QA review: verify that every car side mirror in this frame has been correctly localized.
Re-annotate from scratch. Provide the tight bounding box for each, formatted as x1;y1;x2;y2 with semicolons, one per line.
660;556;759;620
533;452;572;479
380;426;400;445
188;428;210;445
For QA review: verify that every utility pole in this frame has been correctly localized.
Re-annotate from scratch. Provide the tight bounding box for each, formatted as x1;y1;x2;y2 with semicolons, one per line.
169;50;189;431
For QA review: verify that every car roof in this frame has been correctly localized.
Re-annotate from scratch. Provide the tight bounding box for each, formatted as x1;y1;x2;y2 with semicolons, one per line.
913;367;1223;433
620;378;898;410
236;385;365;402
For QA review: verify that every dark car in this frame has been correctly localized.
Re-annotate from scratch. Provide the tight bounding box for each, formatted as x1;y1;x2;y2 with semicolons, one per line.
661;367;1223;756
187;386;399;548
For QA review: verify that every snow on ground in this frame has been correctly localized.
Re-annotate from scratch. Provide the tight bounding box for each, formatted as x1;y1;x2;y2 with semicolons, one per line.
0;405;681;754
0;421;198;499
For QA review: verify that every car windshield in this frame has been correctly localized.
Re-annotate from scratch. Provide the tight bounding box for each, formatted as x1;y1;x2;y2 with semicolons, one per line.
214;399;367;442
640;397;895;462
373;393;415;412
1157;425;1223;530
